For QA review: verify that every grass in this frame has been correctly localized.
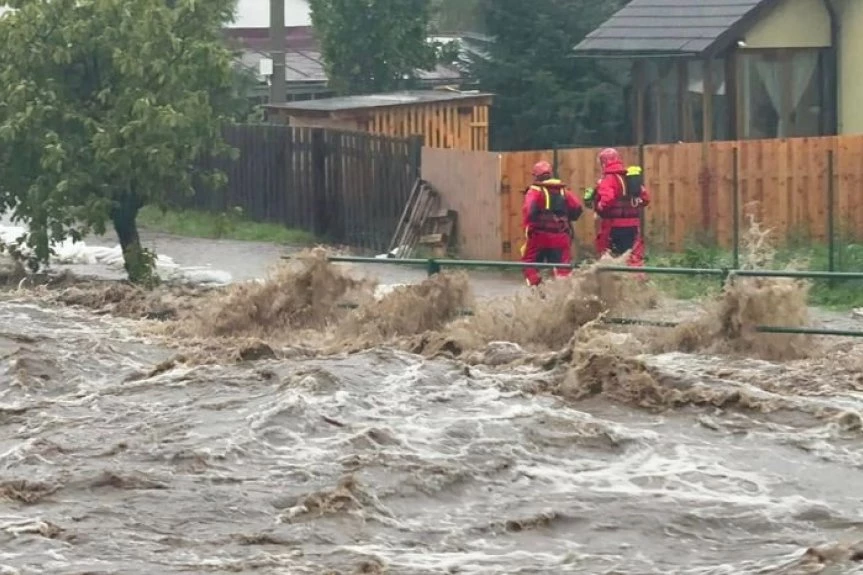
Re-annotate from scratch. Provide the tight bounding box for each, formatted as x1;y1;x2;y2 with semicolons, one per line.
137;206;318;245
644;240;863;310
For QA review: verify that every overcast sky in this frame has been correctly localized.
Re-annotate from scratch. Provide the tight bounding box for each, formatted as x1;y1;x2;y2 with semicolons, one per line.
228;0;311;28
0;1;312;28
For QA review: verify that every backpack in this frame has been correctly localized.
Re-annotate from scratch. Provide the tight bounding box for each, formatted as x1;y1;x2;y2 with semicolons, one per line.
623;165;644;200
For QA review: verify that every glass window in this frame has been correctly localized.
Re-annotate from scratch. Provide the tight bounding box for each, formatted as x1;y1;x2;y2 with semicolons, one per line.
643;60;680;143
738;49;827;139
640;58;730;144
685;59;730;142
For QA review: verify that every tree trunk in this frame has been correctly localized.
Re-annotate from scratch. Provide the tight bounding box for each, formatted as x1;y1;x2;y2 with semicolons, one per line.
111;198;154;285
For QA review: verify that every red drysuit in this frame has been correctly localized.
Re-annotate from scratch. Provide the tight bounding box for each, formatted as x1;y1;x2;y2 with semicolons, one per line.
594;151;650;268
521;177;583;286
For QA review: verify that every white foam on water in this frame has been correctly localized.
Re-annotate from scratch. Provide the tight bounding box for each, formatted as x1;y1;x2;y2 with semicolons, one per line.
0;224;232;285
373;283;407;300
1;302;863;573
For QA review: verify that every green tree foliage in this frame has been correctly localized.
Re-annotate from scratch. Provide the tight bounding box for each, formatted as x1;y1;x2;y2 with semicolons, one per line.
0;0;238;284
474;0;630;151
308;0;448;95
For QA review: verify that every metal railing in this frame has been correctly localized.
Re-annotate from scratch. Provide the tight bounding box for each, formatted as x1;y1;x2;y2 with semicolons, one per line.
282;254;863;338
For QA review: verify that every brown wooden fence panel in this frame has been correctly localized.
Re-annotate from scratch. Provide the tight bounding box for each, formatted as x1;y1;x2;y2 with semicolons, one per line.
421;147;501;259
183;123;419;254
497;135;863;259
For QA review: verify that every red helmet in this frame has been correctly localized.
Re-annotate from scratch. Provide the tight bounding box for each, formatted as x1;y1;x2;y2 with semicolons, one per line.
598;147;621;169
531;160;552;179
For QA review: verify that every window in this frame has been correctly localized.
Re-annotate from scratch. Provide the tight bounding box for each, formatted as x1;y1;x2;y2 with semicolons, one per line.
738;49;830;139
639;58;730;144
643;60;680;144
685;59;730;142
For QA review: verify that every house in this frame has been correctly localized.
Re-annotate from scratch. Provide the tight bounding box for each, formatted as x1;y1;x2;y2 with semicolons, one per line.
230;0;311;28
573;0;863;145
224;0;481;104
224;26;333;102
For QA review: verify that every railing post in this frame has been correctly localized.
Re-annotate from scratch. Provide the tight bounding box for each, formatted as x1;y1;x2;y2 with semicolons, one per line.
721;267;730;289
427;259;441;276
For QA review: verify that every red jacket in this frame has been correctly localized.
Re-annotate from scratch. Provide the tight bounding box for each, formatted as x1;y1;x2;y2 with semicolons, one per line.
522;178;583;234
595;158;650;228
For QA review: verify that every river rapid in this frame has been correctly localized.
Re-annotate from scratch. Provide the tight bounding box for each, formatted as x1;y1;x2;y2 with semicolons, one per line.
1;247;863;574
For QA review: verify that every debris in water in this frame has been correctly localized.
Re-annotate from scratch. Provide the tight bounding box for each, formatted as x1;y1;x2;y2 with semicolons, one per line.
655;220;814;361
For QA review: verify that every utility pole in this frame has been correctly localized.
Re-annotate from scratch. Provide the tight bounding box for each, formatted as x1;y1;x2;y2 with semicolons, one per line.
269;0;286;104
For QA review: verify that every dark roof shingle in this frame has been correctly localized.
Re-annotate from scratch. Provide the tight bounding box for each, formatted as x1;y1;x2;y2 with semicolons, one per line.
573;0;776;56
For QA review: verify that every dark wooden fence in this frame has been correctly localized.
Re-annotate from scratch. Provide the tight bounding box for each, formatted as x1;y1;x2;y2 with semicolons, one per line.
183;123;421;252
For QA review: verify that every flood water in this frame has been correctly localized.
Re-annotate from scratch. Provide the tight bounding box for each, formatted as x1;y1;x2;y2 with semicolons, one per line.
1;236;863;574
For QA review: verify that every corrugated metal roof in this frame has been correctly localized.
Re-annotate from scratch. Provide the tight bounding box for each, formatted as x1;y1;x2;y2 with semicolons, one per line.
238;50;463;84
573;0;776;56
265;90;493;113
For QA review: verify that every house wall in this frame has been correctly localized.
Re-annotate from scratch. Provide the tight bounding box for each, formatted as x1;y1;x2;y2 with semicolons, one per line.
836;0;863;134
742;0;831;48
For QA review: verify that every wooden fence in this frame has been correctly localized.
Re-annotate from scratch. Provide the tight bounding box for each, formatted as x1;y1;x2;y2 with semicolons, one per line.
421;148;501;259
184;124;420;252
181;126;863;261
498;135;863;260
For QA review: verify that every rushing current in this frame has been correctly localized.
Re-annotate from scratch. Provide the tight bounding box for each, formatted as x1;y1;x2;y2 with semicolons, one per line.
1;230;863;574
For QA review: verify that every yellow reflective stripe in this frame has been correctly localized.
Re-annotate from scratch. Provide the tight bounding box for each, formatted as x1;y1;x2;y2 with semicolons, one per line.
531;183;566;211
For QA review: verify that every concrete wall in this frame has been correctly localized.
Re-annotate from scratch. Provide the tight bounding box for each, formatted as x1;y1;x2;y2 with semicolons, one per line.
743;0;831;48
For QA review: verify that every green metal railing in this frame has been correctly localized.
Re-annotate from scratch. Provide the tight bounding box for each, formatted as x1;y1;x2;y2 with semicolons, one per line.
282;254;863;338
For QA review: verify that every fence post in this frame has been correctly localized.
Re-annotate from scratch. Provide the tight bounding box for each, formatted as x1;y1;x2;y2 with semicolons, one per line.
638;144;646;258
311;128;329;238
553;144;560;178
732;146;740;270
408;134;423;182
827;148;836;277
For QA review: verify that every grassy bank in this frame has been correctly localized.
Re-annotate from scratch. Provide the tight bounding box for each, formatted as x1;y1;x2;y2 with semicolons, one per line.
137;206;317;245
645;241;863;310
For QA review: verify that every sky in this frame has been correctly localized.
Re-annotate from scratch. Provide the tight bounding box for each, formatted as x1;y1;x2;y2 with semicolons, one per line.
228;0;311;28
0;1;312;28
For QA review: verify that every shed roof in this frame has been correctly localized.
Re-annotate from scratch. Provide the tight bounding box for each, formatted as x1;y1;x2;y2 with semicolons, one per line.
265;90;493;115
573;0;777;57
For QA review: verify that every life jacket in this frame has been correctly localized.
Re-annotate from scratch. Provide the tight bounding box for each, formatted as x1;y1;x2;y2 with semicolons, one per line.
528;179;570;234
604;166;644;221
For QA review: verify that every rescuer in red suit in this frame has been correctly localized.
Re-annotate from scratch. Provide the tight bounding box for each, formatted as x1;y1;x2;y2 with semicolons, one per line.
520;160;583;286
594;148;650;267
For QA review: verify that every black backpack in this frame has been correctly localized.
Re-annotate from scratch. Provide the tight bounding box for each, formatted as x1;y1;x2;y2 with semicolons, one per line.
623;165;644;200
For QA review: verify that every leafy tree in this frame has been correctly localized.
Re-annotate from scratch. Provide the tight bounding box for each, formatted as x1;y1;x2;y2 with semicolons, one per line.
0;0;238;284
308;0;448;94
474;0;630;151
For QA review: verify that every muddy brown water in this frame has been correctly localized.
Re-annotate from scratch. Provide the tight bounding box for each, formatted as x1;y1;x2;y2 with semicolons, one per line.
1;240;863;574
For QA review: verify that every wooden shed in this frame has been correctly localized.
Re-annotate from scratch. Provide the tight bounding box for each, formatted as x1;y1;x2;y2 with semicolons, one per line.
264;89;493;151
